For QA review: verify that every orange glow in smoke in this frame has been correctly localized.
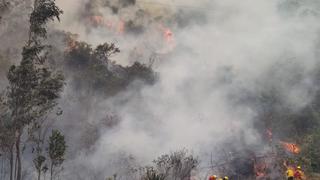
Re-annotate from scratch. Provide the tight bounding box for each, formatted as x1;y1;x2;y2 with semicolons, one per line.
163;28;173;43
160;25;174;44
88;16;125;35
158;24;176;53
117;20;125;35
105;19;113;29
65;33;79;52
280;141;301;154
90;15;104;26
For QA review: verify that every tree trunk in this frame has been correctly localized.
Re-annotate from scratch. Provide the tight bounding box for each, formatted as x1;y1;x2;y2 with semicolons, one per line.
43;171;46;180
0;154;4;180
38;168;41;180
16;131;22;180
14;151;17;180
9;144;14;180
50;162;53;180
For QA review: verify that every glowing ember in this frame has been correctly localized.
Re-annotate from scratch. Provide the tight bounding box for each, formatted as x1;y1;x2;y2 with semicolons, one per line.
163;28;173;43
158;24;175;43
280;141;301;154
157;24;176;53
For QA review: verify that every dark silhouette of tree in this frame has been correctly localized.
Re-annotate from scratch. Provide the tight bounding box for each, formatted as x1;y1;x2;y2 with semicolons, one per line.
48;130;66;180
142;150;198;180
5;1;64;180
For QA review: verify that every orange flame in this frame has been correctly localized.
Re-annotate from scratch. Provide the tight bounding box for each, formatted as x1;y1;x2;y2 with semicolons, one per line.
90;15;104;26
280;141;300;154
88;16;125;35
65;33;79;52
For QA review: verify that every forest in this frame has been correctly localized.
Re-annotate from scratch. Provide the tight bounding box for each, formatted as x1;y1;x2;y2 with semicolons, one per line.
0;0;320;180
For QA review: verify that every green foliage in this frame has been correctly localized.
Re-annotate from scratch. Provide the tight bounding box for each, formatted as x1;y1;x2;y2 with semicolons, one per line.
7;57;40;128
298;129;320;173
3;1;64;180
7;53;64;129
6;0;64;129
126;62;156;84
30;0;63;39
66;41;92;68
94;43;120;63
0;98;14;153
48;129;66;167
65;40;155;96
309;130;320;172
33;155;46;172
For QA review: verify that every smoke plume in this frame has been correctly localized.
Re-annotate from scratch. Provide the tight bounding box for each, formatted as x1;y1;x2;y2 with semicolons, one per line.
2;0;320;179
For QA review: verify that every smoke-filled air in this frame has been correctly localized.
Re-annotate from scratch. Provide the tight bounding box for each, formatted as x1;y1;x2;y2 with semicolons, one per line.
1;0;320;180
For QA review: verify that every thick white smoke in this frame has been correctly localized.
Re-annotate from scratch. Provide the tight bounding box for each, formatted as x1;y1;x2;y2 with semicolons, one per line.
38;0;320;179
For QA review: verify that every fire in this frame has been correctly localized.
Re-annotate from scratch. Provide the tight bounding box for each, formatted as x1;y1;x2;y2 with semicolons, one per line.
163;28;173;43
90;15;104;26
160;25;174;44
88;16;126;35
158;24;176;53
280;141;301;154
65;33;79;52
